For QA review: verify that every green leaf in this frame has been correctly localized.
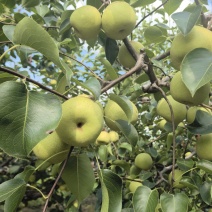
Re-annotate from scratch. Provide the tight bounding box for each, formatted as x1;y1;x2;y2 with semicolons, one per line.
0;72;16;83
72;77;101;100
0;178;26;202
115;120;138;146
105;38;119;65
171;6;202;35
181;48;212;97
112;160;130;172
187;110;212;134
199;181;212;205
162;0;183;15
177;158;194;171
2;25;15;41
100;169;122;212
131;0;156;7
109;94;133;121
160;193;189;212
98;145;108;162
144;26;167;44
13;17;71;75
99;58;119;80
87;0;102;9
0;81;62;158
4;184;26;212
179;177;198;190
22;0;41;8
15;166;35;182
61;154;95;203
35;5;49;17
133;186;159;212
196;160;212;174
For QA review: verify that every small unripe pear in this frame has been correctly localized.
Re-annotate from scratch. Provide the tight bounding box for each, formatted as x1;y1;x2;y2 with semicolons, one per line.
134;153;153;170
109;131;119;143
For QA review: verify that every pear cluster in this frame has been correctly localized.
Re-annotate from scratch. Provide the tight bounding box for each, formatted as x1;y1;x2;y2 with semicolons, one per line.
70;2;137;41
33;95;104;164
95;130;119;145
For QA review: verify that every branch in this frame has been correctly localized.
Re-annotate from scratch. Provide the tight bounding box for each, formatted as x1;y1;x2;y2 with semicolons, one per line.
0;66;69;100
153;51;170;61
101;51;148;93
194;0;208;27
122;38;138;61
135;0;169;28
42;146;74;212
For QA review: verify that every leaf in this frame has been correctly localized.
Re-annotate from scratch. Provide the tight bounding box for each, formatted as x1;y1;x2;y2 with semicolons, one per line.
133;186;159;212
21;0;41;7
0;72;16;83
177;158;194;171
2;25;15;41
144;26;167;44
112;160;130;172
196;160;212;174
115;120;138;146
181;48;212;97
0;81;62;158
199;181;212;205
0;178;26;202
105;38;119;65
160;193;189;212
131;0;156;7
98;145;108;162
87;0;102;9
72;77;101;100
4;184;26;212
99;58;119;80
99;169;122;212
171;5;202;35
15;166;35;182
179;177;198;190
187;110;212;134
12;17;71;75
162;0;183;15
61;154;95;203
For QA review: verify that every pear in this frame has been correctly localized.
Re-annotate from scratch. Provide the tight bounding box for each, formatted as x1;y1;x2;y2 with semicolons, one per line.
95;131;111;145
104;99;138;131
70;5;101;40
56;96;104;147
33;131;69;164
101;1;137;40
168;169;185;188
129;180;142;193
196;133;212;161
170;71;210;106
170;26;212;70
118;41;144;68
109;131;119;143
134;153;153;170
186;106;212;124
156;95;187;125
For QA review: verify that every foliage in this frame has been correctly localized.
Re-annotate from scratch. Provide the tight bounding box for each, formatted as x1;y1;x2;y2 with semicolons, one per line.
0;0;212;211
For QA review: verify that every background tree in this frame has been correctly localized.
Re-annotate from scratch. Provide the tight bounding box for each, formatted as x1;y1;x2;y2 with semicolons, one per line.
0;0;212;211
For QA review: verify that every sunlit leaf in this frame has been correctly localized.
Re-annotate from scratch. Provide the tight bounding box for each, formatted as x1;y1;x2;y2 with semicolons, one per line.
196;160;212;174
162;0;183;15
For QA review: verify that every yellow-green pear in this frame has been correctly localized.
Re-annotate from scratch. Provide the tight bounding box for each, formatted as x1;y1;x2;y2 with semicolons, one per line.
186;106;212;124
70;5;101;40
118;41;144;68
185;152;192;158
50;79;57;85
101;1;137;40
95;131;111;145
56;96;104;147
170;72;210;106
134;153;153;170
109;131;119;143
33;131;69;164
129;180;142;193
156;95;187;125
156;119;167;131
104;99;138;131
168;169;185;188
196;133;212;161
170;25;212;70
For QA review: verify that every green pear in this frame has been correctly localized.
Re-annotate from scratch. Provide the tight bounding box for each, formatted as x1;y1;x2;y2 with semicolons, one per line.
134;153;153;170
170;71;210;106
56;96;104;147
156;95;187;125
196;133;212;161
101;1;137;40
109;131;119;143
186;106;212;124
129;180;142;193
118;41;144;68
70;5;101;40
170;26;212;70
168;169;185;188
95;131;111;145
104;99;138;131
33;131;69;164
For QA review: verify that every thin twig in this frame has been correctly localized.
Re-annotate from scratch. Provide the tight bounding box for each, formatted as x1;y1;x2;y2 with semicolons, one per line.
135;0;169;28
0;66;69;100
153;51;170;61
42;146;74;212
